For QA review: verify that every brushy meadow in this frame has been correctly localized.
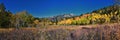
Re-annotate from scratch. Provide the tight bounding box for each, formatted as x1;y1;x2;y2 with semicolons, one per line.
0;23;120;40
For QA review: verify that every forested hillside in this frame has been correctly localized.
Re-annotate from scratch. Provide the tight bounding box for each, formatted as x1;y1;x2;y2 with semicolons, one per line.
0;3;120;28
57;5;120;25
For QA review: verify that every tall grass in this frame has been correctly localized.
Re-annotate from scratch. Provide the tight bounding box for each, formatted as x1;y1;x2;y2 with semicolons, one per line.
0;23;120;40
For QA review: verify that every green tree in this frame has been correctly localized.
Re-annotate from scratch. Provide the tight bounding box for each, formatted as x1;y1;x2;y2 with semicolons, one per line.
0;3;13;28
15;11;34;27
0;3;5;12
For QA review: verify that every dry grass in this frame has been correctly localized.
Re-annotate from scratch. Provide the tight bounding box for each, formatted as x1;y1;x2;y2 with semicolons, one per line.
0;23;120;40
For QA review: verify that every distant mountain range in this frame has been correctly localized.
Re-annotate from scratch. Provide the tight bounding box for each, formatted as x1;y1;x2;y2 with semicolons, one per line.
48;13;74;23
51;13;74;18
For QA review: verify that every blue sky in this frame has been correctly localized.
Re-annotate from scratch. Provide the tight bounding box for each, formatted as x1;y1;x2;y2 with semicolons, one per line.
0;0;114;17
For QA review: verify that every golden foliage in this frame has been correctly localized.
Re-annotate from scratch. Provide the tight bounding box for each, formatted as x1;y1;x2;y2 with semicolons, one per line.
34;20;39;24
58;19;73;25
